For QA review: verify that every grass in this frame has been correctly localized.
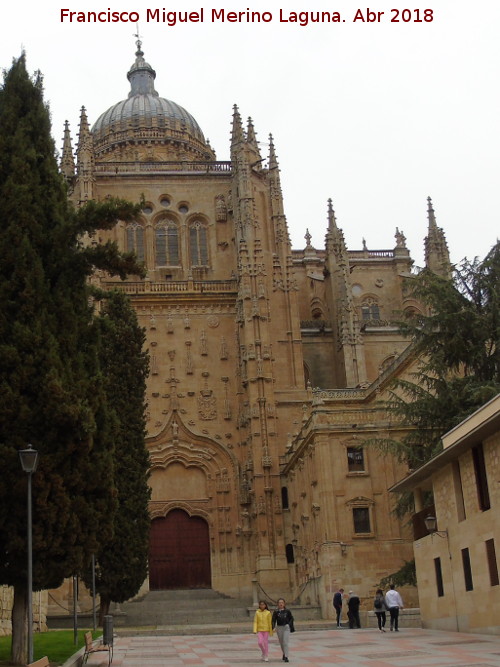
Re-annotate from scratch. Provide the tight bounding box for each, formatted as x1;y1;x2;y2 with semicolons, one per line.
0;629;100;666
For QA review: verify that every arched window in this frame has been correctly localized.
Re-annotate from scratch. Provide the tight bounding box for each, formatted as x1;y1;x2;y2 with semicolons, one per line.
189;220;208;266
361;297;380;321
126;223;145;262
285;543;295;564
155;221;179;267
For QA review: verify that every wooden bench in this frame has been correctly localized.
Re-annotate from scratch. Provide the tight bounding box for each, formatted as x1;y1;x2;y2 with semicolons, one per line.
27;658;49;667
83;631;113;666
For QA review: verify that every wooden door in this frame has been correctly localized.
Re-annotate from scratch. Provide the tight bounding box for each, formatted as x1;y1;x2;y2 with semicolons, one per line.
149;510;211;589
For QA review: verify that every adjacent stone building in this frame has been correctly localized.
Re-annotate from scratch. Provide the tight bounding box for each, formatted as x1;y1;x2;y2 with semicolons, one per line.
56;40;453;617
391;394;500;634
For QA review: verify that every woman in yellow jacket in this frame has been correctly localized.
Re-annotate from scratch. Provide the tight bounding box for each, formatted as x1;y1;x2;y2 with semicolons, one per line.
253;600;273;661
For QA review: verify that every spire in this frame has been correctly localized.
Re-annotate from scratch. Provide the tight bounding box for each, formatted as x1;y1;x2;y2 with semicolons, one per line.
427;196;437;229
268;133;278;170
325;199;348;257
76;107;93;163
246;117;262;165
127;35;158;97
327;198;338;231
60;120;75;180
268;134;284;203
75;106;94;201
424;197;451;277
246;117;257;147
231;104;245;147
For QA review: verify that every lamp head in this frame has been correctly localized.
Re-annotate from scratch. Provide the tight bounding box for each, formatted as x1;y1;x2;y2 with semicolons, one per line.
19;444;39;474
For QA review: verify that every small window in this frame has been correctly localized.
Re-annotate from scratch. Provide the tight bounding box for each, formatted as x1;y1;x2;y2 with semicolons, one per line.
461;548;473;591
434;557;444;597
361;298;380;321
347;446;365;472
353;507;370;534
486;539;499;587
281;487;289;510
285;544;295;564
452;460;466;522
472;443;490;511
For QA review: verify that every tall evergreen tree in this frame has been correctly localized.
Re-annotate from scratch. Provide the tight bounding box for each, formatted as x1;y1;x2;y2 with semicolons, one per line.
371;241;500;469
81;291;151;622
0;55;143;664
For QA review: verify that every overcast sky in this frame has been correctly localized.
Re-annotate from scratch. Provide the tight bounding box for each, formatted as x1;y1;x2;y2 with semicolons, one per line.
2;1;499;267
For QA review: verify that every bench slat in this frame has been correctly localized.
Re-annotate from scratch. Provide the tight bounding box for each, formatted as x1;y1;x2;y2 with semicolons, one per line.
27;657;49;667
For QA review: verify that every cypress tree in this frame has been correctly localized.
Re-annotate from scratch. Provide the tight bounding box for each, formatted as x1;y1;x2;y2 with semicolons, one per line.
81;290;151;622
0;55;143;664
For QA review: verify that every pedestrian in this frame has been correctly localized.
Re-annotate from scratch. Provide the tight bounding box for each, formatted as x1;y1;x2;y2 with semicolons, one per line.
347;591;361;628
385;584;404;631
333;587;344;627
253;600;273;662
272;597;294;663
373;588;388;631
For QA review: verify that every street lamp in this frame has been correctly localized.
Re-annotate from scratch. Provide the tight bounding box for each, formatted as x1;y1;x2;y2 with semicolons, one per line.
424;515;448;538
19;444;39;664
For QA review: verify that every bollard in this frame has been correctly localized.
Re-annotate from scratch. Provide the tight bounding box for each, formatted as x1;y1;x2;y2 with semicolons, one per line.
103;615;114;646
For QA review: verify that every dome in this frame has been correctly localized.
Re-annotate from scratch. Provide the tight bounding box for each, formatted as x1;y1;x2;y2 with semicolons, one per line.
91;41;215;162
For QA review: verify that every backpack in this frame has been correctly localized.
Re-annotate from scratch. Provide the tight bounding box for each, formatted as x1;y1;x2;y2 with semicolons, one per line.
374;597;383;609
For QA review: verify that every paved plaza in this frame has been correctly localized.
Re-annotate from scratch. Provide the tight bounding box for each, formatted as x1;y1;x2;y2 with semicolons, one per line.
82;627;500;667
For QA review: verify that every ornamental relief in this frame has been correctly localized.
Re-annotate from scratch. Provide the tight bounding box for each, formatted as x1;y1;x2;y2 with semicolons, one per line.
198;388;217;420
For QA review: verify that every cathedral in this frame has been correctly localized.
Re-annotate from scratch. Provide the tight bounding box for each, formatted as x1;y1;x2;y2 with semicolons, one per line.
59;40;451;618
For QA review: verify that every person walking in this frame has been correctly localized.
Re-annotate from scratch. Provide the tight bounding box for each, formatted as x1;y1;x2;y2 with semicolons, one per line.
272;598;294;663
253;600;273;661
373;588;388;631
347;591;361;628
333;588;344;627
385;584;404;631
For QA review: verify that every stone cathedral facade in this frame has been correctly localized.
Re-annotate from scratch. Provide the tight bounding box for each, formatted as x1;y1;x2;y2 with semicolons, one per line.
58;42;451;618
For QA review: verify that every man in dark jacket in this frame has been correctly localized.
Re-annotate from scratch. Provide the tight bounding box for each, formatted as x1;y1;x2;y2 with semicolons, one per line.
333;588;344;627
347;591;361;628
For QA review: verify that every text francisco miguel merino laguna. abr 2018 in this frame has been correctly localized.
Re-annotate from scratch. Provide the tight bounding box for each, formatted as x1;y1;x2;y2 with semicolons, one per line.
59;8;435;26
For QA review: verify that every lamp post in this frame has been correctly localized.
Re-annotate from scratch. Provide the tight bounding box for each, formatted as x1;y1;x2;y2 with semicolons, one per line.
19;444;39;664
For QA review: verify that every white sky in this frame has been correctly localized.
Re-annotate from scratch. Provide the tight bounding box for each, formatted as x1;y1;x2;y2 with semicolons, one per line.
2;1;499;267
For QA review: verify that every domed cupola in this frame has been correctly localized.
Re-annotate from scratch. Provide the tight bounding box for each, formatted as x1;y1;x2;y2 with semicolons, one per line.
91;39;215;162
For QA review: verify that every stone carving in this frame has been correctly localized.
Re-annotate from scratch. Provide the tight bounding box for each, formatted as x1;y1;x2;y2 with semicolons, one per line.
395;227;407;248
198;387;217;420
200;329;208;356
185;341;193;374
215;194;227;221
220;337;228;360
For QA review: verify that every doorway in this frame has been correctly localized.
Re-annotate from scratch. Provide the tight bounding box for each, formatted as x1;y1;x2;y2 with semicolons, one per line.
149;509;211;589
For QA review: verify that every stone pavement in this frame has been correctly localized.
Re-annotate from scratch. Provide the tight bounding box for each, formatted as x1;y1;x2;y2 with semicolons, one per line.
81;626;500;666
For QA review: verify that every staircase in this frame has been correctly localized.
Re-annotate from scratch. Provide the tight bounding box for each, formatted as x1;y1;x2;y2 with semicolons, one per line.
48;589;329;635
118;589;252;628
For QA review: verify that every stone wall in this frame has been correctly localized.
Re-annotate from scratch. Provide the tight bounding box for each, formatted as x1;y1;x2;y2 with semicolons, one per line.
0;586;48;636
0;586;13;636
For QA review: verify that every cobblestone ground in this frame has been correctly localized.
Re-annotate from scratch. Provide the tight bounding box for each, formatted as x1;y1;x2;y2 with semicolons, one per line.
83;627;500;667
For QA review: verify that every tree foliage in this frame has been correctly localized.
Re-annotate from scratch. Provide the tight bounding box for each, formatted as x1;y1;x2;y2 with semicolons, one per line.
81;291;151;622
0;54;143;664
379;559;417;589
371;242;500;469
